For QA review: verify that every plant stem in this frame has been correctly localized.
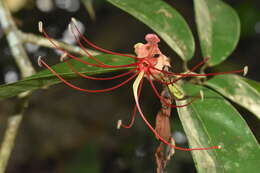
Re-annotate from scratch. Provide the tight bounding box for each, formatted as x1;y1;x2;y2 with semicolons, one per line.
20;31;100;56
0;1;34;173
0;115;23;173
0;95;29;173
0;1;35;78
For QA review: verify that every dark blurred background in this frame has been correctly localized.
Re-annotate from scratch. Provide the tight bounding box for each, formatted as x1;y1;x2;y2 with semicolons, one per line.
0;0;259;172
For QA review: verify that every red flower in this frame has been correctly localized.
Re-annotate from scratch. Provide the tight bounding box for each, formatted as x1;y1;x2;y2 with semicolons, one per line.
38;18;247;151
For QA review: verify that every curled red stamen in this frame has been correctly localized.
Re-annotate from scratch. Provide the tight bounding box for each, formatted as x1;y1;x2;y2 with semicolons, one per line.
133;80;219;151
120;79;144;129
38;57;139;93
149;58;209;85
70;18;138;60
152;66;245;77
40;23;138;69
69;24;105;65
66;61;137;81
147;74;198;108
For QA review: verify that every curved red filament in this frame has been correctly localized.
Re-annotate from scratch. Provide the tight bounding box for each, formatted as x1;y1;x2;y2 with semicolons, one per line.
66;61;137;81
121;79;144;129
40;26;138;69
152;66;245;78
147;74;198;108
39;26;245;152
133;80;219;151
39;59;138;93
69;25;106;65
70;22;138;60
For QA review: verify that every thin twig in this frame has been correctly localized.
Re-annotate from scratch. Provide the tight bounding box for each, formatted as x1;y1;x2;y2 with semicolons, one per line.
0;115;23;172
0;96;29;173
20;31;100;56
0;1;35;173
0;3;34;78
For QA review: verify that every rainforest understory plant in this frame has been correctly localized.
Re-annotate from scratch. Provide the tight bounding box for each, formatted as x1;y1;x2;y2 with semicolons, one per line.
38;18;247;171
0;0;259;173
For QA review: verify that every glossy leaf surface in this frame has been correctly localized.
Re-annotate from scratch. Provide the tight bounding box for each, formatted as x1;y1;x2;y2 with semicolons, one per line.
108;0;195;61
177;84;260;173
206;74;260;119
194;0;240;66
0;54;135;100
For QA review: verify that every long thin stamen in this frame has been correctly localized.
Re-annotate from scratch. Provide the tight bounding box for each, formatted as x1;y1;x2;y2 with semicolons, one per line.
120;78;144;129
151;57;244;78
39;21;138;69
147;74;198;108
133;72;219;151
152;66;245;77
120;106;138;129
150;58;209;85
68;24;105;65
66;61;137;81
70;18;137;60
38;57;138;93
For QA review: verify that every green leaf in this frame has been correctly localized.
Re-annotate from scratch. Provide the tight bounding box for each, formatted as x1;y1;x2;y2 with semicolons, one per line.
243;78;260;93
107;0;195;61
206;75;260;120
177;84;260;173
194;0;240;66
0;54;135;100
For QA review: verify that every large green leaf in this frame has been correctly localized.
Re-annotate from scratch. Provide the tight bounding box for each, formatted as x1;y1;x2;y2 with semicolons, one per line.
107;0;195;61
0;54;135;100
194;0;240;66
177;84;260;173
243;78;260;93
206;75;260;120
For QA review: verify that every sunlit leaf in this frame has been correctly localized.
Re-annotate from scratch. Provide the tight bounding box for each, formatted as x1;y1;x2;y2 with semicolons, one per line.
0;54;135;100
177;84;260;173
206;75;260;120
194;0;240;66
108;0;195;61
243;78;260;93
